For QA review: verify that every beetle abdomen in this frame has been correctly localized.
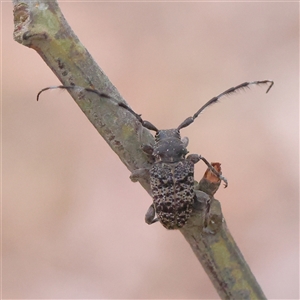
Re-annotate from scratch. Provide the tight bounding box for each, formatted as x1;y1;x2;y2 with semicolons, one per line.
150;160;195;229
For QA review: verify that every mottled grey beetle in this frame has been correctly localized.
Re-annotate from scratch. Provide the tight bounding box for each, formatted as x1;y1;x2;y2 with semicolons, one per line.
37;80;273;230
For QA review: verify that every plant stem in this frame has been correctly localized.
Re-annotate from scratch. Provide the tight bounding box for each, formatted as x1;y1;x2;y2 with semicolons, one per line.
13;1;267;298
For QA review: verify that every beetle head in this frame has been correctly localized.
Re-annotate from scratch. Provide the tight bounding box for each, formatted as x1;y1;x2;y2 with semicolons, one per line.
153;129;188;163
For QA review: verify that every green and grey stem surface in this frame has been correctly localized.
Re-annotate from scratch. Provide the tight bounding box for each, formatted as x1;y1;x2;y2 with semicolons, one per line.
12;1;267;299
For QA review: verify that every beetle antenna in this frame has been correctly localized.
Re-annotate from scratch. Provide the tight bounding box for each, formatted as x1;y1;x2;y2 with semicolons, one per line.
177;80;274;130
37;85;159;132
36;85;110;101
118;102;159;132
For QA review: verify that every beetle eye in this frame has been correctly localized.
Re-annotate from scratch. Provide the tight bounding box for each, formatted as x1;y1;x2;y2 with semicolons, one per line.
155;132;161;141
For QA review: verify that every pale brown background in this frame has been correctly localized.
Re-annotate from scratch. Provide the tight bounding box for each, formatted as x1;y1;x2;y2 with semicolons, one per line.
2;1;299;299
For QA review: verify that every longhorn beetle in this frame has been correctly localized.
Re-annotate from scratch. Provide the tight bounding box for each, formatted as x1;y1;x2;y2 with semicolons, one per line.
37;80;274;230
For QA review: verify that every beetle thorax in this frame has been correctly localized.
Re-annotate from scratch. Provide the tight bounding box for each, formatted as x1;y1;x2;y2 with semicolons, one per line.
153;129;188;163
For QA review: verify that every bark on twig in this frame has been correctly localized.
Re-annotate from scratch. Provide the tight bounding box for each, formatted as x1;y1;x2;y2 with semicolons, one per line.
13;1;267;299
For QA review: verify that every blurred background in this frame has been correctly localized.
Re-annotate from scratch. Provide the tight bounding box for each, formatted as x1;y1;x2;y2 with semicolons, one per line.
2;2;299;299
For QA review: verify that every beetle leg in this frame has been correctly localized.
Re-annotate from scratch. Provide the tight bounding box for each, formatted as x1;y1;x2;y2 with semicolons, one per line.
187;154;228;187
186;153;200;164
130;168;150;182
145;204;159;225
200;156;228;188
141;144;154;157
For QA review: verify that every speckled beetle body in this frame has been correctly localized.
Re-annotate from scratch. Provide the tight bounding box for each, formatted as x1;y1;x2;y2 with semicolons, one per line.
150;159;195;229
144;128;196;229
130;126;225;229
